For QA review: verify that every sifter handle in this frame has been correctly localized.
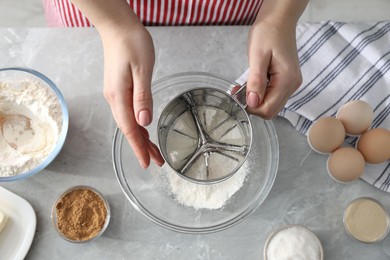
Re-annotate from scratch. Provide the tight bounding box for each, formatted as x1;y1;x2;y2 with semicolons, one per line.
232;82;247;108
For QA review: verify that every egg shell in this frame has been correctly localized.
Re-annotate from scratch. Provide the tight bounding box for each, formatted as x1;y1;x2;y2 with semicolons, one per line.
327;147;365;183
336;100;374;135
308;117;346;154
357;128;390;164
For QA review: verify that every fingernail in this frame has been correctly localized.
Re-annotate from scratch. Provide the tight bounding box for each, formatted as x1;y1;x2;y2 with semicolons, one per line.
139;159;148;169
138;110;151;126
247;92;260;108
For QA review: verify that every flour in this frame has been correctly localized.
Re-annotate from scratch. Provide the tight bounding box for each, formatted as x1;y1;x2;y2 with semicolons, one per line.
163;161;248;210
0;79;62;176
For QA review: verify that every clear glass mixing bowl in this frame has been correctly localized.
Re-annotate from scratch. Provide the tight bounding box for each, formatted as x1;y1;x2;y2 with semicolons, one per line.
0;67;69;182
112;72;279;233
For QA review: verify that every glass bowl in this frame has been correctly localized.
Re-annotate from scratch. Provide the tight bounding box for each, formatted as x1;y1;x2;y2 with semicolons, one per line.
113;72;279;234
51;185;111;243
343;197;390;243
263;224;324;260
0;67;69;182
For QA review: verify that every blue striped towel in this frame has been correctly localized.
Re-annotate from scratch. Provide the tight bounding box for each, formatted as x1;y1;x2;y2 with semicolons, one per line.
236;21;390;192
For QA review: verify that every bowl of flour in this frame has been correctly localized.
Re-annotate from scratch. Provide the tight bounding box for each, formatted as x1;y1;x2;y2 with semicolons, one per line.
113;72;279;233
0;67;68;181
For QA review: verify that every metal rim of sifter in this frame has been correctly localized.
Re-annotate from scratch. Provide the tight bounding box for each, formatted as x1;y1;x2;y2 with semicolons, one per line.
157;83;252;185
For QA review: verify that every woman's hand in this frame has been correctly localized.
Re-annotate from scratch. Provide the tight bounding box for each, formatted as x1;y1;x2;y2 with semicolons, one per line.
70;0;164;168
100;23;164;169
246;0;309;119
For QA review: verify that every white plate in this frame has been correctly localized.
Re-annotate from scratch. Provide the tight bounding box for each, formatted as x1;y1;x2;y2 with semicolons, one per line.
0;186;36;260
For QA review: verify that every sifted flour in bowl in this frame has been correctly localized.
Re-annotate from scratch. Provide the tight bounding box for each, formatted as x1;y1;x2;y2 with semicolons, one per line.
0;79;62;176
158;159;249;210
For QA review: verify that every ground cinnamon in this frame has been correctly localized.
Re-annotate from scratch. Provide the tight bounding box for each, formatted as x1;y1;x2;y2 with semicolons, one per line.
55;187;108;241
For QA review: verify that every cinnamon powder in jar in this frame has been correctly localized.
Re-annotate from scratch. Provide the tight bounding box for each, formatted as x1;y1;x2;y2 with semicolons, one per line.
55;187;108;241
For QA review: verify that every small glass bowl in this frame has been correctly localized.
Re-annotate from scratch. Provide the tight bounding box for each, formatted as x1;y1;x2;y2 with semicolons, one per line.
0;67;69;182
343;197;390;243
51;185;110;243
263;224;324;260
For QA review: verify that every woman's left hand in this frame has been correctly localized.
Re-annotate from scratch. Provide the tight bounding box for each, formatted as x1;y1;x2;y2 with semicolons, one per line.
246;0;308;119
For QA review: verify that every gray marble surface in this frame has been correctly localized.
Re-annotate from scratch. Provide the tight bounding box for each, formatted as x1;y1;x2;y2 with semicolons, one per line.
0;27;389;260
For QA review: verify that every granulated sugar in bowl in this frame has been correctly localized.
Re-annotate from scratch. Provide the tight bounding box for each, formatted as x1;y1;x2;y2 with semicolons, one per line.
113;72;279;233
264;224;324;260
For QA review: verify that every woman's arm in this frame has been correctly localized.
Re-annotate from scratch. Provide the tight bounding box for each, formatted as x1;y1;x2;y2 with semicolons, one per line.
70;0;139;30
70;0;164;168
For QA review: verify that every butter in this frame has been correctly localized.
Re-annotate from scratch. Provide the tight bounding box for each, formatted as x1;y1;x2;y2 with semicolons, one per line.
0;210;8;233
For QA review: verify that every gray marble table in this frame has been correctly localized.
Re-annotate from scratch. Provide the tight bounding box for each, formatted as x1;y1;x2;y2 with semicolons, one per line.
0;27;389;260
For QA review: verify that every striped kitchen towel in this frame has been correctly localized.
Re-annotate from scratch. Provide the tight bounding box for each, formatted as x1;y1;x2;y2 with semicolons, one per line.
237;21;390;192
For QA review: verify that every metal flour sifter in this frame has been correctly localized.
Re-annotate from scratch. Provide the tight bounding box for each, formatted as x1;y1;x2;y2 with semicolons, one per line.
158;84;252;184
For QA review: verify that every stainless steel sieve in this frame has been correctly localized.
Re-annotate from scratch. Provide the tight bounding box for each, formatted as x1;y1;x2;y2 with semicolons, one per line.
157;83;252;184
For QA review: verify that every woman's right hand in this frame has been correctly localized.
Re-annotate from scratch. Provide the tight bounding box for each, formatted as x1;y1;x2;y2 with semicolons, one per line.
69;0;165;168
99;21;165;169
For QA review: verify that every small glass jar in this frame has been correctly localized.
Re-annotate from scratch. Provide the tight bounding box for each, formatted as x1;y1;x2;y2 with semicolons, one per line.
263;224;324;260
51;185;110;243
343;197;390;243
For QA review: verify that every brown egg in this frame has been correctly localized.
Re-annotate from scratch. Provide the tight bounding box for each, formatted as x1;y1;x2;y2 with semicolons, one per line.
336;100;374;135
327;147;365;183
308;117;346;154
357;128;390;164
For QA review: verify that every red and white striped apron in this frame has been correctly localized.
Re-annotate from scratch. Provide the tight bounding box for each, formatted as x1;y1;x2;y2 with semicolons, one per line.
44;0;264;27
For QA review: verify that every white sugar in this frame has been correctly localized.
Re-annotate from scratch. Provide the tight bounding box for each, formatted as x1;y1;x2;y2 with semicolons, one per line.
266;226;322;260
